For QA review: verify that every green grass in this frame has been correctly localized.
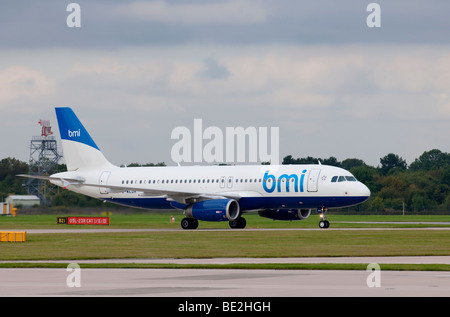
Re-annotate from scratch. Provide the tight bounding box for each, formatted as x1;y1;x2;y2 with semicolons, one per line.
1;213;450;270
1;224;450;260
1;262;450;271
1;212;449;230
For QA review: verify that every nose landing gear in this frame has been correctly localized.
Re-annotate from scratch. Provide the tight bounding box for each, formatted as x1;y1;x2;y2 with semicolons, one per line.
318;208;330;228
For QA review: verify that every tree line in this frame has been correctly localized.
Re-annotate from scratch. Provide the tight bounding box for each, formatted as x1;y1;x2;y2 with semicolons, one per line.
284;149;450;213
1;149;450;213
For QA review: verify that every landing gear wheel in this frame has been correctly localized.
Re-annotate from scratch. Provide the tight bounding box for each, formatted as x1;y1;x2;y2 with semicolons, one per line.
229;217;246;229
181;217;198;230
318;207;330;228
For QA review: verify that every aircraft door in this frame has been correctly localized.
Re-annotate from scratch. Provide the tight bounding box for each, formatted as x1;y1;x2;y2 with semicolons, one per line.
307;169;321;192
220;176;226;189
99;171;111;194
227;176;234;189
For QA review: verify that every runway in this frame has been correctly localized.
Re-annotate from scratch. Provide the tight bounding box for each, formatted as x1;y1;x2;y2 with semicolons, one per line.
2;226;449;297
1;256;450;297
1;267;449;297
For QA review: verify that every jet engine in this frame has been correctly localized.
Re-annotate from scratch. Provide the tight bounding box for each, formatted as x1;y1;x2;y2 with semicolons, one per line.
258;208;311;221
185;199;240;222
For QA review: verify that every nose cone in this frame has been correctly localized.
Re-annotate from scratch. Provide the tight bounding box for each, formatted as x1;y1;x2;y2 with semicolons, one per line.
359;182;371;202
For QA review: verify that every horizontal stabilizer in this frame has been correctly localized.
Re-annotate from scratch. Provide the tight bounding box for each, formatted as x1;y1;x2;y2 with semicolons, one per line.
17;174;85;188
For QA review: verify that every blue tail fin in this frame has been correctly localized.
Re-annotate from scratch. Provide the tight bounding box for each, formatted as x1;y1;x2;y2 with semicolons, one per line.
55;107;114;170
56;107;99;151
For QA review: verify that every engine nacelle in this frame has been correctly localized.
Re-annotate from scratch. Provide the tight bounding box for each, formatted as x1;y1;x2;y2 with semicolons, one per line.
258;208;311;221
185;199;240;222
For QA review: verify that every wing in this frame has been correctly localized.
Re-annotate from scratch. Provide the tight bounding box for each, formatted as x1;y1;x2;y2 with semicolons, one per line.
81;182;246;205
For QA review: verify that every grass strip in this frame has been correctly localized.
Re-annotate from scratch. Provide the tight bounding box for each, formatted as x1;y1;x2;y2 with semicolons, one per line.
1;262;449;271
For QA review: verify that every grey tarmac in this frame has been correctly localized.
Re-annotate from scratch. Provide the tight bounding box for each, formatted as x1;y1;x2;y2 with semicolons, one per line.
0;268;449;297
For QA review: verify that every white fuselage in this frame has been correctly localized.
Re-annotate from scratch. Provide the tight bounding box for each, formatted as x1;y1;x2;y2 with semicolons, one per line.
51;164;370;212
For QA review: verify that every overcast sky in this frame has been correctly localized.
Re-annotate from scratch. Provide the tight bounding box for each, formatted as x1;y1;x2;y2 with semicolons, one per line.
1;0;450;167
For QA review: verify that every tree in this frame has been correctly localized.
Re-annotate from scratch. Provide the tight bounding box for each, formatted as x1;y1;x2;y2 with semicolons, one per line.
409;149;450;171
322;156;340;167
282;155;340;166
0;157;28;180
341;158;366;171
379;153;407;175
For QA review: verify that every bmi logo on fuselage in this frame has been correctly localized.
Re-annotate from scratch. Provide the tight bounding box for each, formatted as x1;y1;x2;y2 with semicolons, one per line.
262;170;307;193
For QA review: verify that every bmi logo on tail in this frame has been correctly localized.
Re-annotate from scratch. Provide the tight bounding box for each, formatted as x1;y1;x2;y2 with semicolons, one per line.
68;129;81;138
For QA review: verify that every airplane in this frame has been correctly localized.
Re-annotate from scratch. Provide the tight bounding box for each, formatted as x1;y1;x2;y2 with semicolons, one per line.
19;107;370;229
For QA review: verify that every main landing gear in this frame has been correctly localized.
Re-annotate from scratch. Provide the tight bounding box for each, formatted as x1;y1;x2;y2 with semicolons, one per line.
229;217;247;229
181;217;247;230
318;208;330;228
181;217;198;230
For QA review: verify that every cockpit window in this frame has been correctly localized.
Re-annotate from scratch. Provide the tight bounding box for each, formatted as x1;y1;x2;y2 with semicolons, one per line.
331;175;357;182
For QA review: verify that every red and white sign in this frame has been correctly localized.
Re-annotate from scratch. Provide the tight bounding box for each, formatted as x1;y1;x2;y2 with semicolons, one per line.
67;217;110;225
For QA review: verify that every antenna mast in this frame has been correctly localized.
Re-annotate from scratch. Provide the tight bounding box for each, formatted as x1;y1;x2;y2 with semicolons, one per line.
23;119;63;206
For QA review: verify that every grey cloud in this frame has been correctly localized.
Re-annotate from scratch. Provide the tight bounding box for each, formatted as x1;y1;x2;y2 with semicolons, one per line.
1;0;450;49
199;58;230;79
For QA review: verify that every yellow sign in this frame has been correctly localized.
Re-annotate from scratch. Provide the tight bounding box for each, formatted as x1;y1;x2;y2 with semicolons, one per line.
0;231;26;242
